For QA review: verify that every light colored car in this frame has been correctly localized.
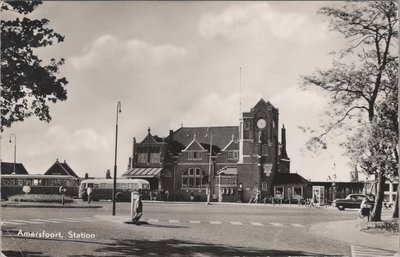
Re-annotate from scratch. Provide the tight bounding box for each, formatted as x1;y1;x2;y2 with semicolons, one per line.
332;194;374;210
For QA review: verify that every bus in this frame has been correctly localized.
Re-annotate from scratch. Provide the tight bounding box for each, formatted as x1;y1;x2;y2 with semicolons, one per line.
1;174;79;200
79;178;150;202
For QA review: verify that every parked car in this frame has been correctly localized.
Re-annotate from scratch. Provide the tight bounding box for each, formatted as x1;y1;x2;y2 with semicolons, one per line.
332;194;374;211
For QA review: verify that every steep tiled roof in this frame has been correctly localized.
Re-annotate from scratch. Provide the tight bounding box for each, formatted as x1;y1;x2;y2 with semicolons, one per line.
170;126;238;147
273;173;311;185
44;160;79;178
1;162;29;174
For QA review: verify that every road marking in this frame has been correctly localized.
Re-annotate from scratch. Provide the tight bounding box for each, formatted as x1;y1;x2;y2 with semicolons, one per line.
250;222;263;226
63;218;91;222
189;220;201;224
290;224;305;227
147;219;159;223
47;218;80;223
12;220;44;224
230;221;243;225
30;219;62;223
2;221;26;225
169;220;180;223
210;221;221;225
270;223;284;227
351;245;395;257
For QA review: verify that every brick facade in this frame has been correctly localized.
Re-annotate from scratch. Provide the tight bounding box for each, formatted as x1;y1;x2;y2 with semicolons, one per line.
124;99;298;202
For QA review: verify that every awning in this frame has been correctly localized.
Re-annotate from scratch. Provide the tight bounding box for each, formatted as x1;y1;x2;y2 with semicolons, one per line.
124;167;163;178
217;167;237;176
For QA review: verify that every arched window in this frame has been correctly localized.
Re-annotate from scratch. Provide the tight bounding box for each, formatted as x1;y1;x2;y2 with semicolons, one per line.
182;168;208;189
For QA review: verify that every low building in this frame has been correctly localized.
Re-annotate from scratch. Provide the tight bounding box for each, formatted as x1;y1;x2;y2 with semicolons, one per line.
44;159;80;178
1;162;29;175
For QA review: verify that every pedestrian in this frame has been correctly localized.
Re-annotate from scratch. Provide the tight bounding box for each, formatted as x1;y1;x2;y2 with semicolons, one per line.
359;197;370;222
87;186;93;204
254;190;260;203
132;195;143;224
165;190;169;201
190;192;194;202
309;193;317;208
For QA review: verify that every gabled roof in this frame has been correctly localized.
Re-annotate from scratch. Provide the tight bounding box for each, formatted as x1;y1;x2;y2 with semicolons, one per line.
251;98;278;112
183;136;206;151
167;126;239;155
222;135;239;151
1;162;29;175
140;133;160;144
272;173;311;185
44;160;79;178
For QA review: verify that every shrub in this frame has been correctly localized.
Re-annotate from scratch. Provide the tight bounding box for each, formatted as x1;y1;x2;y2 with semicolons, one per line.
8;194;73;203
374;219;399;233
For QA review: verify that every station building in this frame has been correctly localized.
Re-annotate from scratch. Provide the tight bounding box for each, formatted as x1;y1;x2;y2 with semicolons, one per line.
123;98;315;202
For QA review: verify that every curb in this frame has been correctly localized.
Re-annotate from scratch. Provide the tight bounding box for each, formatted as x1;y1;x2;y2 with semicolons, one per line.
1;203;102;208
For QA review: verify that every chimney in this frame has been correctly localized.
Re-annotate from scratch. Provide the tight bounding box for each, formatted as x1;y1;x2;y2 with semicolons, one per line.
169;130;174;141
132;137;136;166
281;124;286;147
106;169;111;179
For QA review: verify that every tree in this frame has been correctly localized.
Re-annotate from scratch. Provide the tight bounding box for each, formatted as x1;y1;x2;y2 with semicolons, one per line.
1;1;68;131
300;2;398;221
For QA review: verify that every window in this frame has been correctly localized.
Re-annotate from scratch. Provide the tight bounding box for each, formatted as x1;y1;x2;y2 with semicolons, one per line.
187;151;202;160
33;179;40;186
262;144;268;156
262;181;268;190
275;186;284;198
227;151;239;160
182;168;207;189
293;187;302;198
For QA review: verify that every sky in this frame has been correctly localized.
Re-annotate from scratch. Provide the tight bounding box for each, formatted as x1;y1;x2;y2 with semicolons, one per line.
1;1;362;182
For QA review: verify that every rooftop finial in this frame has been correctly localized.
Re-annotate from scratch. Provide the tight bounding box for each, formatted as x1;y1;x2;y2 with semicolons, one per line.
148;127;151;134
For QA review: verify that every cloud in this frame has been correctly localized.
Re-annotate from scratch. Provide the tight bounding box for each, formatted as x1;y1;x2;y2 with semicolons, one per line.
42;126;109;154
198;3;326;43
70;35;187;70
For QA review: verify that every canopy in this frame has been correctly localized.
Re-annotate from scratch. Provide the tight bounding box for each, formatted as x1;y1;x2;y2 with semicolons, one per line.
124;167;163;178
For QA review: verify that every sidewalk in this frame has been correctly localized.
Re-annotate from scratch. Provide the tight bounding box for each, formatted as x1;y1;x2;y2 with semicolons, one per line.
0;201;102;208
309;219;399;253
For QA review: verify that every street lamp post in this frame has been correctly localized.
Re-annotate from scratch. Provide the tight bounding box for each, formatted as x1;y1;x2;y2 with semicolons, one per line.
206;129;212;205
112;101;122;216
9;134;16;174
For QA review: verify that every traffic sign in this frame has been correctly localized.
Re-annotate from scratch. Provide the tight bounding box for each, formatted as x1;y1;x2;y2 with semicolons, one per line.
59;186;67;194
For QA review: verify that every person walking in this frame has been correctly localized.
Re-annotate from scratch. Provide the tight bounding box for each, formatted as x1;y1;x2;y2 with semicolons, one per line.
254;190;261;203
165;190;169;201
132;195;143;224
309;193;317;208
359;197;370;222
87;186;93;204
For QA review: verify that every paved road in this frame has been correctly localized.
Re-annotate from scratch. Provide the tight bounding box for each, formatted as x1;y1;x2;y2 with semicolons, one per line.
1;201;380;256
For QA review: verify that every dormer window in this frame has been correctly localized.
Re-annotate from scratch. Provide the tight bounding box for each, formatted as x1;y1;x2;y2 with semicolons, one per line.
227;151;239;160
188;151;202;160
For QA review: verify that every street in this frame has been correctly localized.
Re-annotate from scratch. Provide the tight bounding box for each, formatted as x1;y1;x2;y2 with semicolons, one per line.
0;202;383;256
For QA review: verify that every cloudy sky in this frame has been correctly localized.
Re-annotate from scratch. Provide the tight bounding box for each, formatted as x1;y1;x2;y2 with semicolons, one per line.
2;1;360;181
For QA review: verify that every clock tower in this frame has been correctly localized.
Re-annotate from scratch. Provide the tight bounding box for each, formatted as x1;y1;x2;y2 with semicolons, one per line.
238;99;280;200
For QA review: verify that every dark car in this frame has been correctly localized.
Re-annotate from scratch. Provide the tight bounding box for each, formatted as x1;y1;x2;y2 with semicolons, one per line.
332;194;374;210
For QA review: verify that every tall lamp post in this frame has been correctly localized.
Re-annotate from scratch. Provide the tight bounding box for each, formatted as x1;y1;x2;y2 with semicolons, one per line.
206;129;213;205
9;134;16;174
112;101;122;216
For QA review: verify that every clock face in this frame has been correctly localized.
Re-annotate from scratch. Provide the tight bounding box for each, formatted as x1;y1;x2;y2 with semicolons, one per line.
257;119;266;129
